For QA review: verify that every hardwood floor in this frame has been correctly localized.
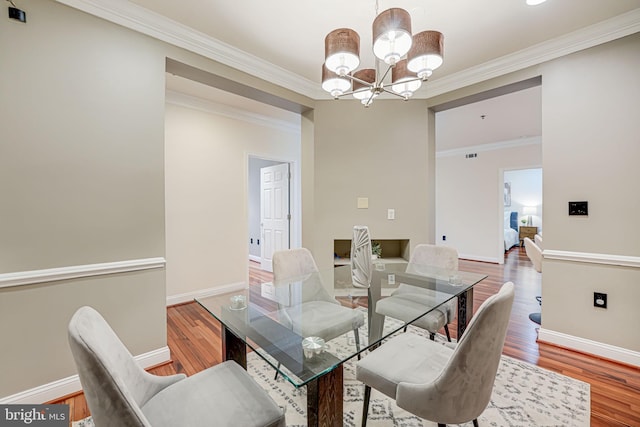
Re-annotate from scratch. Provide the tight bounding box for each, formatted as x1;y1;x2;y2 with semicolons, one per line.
52;247;640;426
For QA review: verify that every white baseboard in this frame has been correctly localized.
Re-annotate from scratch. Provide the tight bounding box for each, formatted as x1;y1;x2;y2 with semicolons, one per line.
166;282;246;306
0;346;170;404
458;253;500;264
248;254;261;263
538;328;640;367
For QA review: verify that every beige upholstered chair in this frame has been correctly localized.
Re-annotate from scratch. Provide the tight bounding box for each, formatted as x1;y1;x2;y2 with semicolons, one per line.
272;248;365;373
357;282;515;427
68;306;285;427
524;237;543;324
374;244;459;341
524;237;542;273
534;233;543;250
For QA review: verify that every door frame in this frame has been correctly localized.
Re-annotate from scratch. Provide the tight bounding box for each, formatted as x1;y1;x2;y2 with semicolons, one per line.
247;154;301;268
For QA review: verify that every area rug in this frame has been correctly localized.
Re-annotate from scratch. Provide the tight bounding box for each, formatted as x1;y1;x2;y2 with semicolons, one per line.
249;326;590;427
73;321;590;427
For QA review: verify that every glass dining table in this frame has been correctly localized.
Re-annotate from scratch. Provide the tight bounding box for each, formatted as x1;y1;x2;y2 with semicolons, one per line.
196;261;487;427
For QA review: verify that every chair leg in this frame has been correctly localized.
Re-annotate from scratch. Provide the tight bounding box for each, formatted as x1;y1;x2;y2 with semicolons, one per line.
362;385;371;427
473;419;479;427
438;424;446;427
444;324;451;342
429;332;436;341
403;324;408;333
354;328;361;360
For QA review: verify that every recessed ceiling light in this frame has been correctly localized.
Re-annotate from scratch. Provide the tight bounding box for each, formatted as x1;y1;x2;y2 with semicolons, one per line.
526;0;547;5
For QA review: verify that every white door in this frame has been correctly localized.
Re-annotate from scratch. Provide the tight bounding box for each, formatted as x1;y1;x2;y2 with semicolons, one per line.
260;163;290;272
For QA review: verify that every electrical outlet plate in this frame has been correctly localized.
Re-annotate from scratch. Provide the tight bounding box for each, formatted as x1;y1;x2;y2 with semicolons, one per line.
594;292;607;309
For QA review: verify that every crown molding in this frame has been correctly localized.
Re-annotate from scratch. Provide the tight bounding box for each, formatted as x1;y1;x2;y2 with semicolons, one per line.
57;0;639;101
166;90;301;133
425;8;640;98
436;136;541;158
55;0;320;98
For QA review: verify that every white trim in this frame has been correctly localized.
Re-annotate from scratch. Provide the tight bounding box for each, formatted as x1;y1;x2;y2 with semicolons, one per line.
437;136;541;158
0;258;166;289
248;254;261;264
544;250;640;268
0;347;170;404
55;0;319;99
166;90;300;133
166;281;246;306
55;0;640;101
458;254;500;264
538;329;640;367
424;9;640;98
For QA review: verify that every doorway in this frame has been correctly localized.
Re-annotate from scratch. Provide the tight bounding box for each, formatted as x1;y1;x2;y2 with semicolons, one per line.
248;156;291;272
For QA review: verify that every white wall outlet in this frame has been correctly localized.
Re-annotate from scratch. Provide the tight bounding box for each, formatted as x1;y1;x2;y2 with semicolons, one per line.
388;274;395;285
387;208;395;220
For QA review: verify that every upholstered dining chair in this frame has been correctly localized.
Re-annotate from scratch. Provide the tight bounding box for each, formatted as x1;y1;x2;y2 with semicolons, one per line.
374;244;459;341
272;248;365;377
534;233;543;250
356;282;515;427
524;237;543;324
68;306;285;427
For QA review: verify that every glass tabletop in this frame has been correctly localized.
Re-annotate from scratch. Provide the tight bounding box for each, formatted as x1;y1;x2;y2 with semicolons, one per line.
196;262;486;388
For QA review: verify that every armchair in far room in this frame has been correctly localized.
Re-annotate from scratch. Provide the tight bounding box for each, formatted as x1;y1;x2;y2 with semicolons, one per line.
524;237;543;325
374;244;459;342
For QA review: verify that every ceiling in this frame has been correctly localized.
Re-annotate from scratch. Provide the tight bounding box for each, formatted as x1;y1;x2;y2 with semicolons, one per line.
135;0;639;150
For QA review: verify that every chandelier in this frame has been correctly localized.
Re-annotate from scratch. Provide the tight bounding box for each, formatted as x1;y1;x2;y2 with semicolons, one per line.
321;5;444;107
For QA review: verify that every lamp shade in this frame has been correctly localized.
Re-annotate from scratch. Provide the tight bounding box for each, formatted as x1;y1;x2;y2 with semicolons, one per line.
391;59;421;98
407;30;444;79
352;68;377;104
372;8;412;66
324;28;360;76
322;65;351;98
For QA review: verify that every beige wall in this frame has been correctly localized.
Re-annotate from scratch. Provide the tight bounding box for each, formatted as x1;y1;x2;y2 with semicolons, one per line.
539;33;640;351
164;102;300;299
0;1;167;397
436;142;542;263
312;99;432;269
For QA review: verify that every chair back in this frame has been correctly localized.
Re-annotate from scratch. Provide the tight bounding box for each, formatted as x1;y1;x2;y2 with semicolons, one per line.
396;282;515;424
524;237;543;272
534;234;543;250
273;248;318;280
351;225;372;288
68;306;152;427
406;244;459;274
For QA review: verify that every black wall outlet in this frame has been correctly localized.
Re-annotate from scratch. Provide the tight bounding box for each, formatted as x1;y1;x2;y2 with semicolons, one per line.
569;201;588;216
594;292;607;309
442;235;446;241
8;7;26;23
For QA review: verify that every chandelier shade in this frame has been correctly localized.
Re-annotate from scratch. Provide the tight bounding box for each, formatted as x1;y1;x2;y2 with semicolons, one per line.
391;59;421;98
324;28;360;76
321;65;351;98
352;69;377;104
372;8;412;66
407;30;444;79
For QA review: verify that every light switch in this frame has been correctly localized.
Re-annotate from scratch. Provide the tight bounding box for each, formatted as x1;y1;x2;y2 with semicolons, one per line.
387;209;395;220
357;197;369;209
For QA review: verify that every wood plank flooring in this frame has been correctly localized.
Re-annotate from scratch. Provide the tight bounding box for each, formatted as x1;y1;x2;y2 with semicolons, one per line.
52;247;640;426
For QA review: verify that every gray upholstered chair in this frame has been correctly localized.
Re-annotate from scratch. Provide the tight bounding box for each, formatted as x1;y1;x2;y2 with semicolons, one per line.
272;248;365;377
356;282;515;427
68;306;285;427
374;244;459;341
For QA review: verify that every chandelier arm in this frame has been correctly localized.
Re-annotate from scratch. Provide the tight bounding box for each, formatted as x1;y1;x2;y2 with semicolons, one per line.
378;63;394;84
381;87;411;100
